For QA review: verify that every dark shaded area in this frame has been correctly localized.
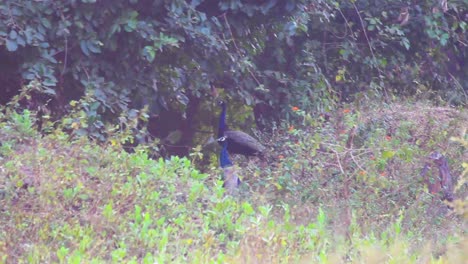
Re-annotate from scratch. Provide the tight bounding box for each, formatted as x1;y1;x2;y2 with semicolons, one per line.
146;95;201;157
0;48;22;105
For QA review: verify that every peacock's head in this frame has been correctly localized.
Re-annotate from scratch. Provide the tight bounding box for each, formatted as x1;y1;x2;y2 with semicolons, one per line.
217;136;228;142
217;100;226;107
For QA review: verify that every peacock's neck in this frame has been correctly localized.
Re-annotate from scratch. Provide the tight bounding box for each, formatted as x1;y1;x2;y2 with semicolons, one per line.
218;105;226;138
220;142;233;168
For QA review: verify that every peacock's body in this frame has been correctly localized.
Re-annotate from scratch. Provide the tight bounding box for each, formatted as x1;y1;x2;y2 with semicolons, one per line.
217;100;265;157
218;136;240;193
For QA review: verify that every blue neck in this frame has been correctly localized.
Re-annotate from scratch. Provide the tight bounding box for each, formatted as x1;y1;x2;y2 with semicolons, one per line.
218;103;226;138
220;141;232;168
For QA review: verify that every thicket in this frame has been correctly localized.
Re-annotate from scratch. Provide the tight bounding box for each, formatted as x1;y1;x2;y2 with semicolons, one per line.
0;0;466;156
0;93;466;263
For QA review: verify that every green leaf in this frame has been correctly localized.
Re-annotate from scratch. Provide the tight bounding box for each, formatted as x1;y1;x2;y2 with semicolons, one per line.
440;33;449;46
6;39;18;51
16;35;26;46
39;42;50;48
41;52;57;63
380;58;387;67
9;30;17;39
381;150;395;160
134;205;142;223
87;40;101;53
401;38;410;50
23;29;33;43
24;72;36;80
40;17;51;28
56;246;69;263
80;40;90;56
103;202;114;219
42;79;57;87
143;46;155;62
242;202;255;215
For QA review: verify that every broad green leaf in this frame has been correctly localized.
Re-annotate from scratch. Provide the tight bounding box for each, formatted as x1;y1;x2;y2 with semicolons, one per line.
87;40;101;53
6;39;18;51
16;35;25;46
24;72;36;80
41;17;51;28
381;150;395;159
80;40;90;56
9;30;17;39
440;33;449;46
42;79;57;87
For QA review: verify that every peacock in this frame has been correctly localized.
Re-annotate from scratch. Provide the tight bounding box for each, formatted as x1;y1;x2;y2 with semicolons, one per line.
217;100;266;157
218;136;241;193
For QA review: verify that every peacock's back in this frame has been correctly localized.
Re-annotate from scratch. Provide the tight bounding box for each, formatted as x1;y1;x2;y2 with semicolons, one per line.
224;130;266;156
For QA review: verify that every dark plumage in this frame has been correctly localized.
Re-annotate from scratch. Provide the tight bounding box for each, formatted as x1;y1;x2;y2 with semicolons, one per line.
217;100;265;157
218;136;240;193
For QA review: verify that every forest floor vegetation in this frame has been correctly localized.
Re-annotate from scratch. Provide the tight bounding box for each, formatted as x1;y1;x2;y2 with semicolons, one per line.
0;99;466;263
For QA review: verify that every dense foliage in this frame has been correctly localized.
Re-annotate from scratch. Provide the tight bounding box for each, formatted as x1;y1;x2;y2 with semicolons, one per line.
1;0;466;155
0;99;466;263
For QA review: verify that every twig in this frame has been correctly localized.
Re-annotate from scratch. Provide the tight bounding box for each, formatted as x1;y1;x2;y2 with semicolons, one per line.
335;7;351;39
160;143;190;149
352;3;377;64
61;35;68;75
333;149;345;175
6;3;24;32
349;151;367;174
60;10;69;76
352;2;388;99
222;13;262;87
448;72;468;102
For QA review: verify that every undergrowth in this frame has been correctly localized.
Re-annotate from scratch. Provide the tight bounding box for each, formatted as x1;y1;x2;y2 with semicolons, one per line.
0;98;466;263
